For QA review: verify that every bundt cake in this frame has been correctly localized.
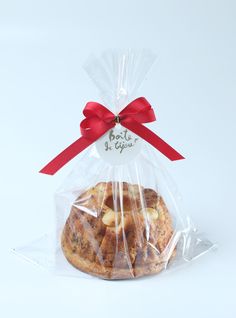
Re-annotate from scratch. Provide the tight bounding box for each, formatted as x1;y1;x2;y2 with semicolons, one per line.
61;182;175;279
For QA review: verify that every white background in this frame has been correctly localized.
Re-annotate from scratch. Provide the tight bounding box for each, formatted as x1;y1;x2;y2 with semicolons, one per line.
0;0;236;317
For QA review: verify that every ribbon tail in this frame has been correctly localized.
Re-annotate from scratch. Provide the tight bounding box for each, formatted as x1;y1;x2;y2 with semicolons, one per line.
39;137;93;175
122;121;185;161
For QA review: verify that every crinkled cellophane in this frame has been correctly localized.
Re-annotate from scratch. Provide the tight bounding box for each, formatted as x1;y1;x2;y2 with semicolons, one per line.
13;50;214;279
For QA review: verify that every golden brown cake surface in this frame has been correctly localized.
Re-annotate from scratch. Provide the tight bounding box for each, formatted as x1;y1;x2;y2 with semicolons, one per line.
61;182;175;279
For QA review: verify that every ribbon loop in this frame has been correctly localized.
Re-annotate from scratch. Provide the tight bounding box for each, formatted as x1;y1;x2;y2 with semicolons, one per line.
39;97;184;175
83;102;114;123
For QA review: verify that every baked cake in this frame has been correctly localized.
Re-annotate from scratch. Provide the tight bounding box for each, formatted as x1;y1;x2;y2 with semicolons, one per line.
61;182;175;279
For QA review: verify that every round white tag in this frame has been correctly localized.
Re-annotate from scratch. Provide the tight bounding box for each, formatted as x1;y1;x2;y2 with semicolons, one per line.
96;125;142;165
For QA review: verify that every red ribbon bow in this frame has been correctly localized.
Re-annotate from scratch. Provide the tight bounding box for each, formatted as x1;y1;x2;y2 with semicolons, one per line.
40;97;184;175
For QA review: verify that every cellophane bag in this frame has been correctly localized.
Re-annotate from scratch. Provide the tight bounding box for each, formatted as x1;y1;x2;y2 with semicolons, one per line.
14;50;215;280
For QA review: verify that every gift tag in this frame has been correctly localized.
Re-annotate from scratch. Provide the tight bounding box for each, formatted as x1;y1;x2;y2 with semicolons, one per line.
96;125;142;165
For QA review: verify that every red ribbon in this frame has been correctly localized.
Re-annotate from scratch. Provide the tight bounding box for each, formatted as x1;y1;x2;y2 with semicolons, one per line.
39;97;184;175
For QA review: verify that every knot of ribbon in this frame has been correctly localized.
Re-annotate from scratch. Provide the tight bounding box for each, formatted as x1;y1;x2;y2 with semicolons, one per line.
40;97;184;175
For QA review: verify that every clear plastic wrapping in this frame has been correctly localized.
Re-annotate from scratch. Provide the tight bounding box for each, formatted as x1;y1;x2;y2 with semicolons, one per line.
14;50;215;280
